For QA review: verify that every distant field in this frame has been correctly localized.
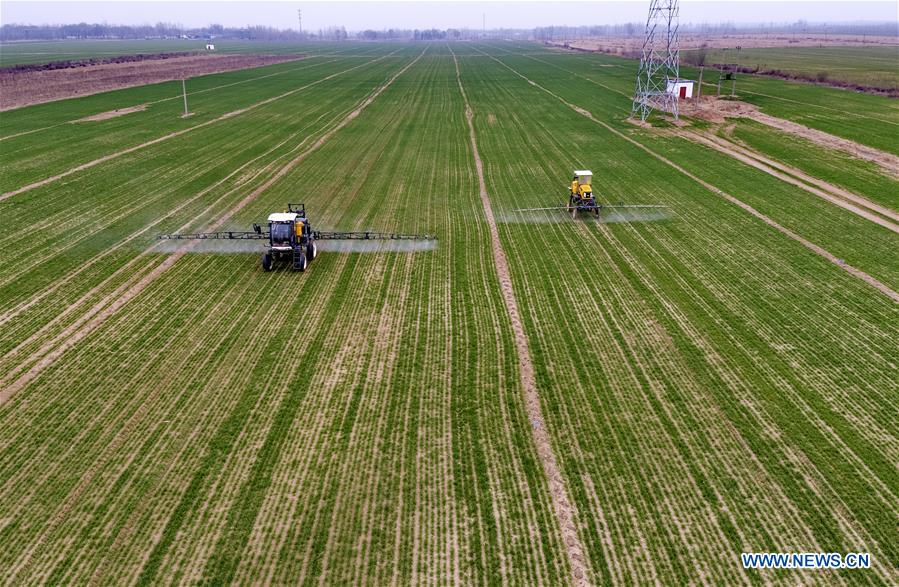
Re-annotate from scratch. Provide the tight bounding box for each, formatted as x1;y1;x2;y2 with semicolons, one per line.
683;45;899;91
0;39;339;67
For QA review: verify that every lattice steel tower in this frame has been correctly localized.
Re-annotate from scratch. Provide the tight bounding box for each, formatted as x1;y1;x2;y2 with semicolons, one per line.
631;0;680;122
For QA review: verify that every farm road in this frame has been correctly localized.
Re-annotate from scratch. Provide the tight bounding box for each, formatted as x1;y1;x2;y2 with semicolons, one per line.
680;130;899;231
478;49;899;304
0;47;429;404
748;110;899;178
451;47;593;587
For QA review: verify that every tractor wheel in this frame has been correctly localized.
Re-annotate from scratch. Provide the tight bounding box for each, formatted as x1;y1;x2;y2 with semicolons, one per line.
261;252;273;272
293;252;307;272
307;241;317;261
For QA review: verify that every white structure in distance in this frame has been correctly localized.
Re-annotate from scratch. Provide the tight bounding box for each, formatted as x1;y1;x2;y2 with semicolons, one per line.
666;79;694;99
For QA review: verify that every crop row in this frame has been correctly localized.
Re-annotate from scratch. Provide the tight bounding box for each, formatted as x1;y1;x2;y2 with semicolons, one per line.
1;50;572;584
458;46;898;584
0;52;416;376
0;48;400;192
473;46;899;292
1;42;896;585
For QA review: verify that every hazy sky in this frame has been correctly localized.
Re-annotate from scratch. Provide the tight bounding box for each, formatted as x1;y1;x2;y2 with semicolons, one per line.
3;1;897;30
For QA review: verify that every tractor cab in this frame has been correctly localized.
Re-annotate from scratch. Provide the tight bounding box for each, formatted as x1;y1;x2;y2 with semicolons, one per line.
267;212;300;251
572;170;593;199
262;203;317;272
266;204;312;251
568;170;599;217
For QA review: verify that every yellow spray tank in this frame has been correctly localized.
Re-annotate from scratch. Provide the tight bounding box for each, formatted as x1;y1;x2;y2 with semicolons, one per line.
569;170;597;217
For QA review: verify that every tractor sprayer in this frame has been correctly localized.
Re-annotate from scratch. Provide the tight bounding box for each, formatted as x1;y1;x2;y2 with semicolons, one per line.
514;170;667;219
157;203;436;272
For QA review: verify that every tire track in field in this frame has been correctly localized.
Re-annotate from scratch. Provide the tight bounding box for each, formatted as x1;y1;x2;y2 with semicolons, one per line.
128;258;352;586
450;48;592;586
0;52;398;201
679;130;899;232
480;51;899;304
0;48;428;405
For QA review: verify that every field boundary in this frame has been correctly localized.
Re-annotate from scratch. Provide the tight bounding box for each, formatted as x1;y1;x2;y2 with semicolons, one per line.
480;50;899;304
451;47;592;586
0;47;429;405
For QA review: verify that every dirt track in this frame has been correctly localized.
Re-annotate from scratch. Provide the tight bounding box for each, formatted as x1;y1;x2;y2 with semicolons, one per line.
451;48;592;586
680;97;899;178
680;130;899;233
0;53;304;110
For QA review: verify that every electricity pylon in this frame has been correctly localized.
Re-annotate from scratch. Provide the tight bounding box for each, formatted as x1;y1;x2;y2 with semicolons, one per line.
632;0;681;122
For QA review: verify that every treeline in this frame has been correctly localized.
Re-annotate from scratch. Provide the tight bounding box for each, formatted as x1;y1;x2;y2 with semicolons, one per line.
2;22;476;42
361;28;466;41
534;20;898;40
3;20;896;43
1;22;316;42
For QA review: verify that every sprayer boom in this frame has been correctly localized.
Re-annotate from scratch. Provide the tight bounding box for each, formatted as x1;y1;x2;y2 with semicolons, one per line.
156;230;435;241
154;203;435;273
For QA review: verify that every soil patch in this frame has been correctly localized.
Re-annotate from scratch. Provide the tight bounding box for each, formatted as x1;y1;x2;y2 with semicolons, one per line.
2;50;198;72
73;103;148;122
0;53;305;110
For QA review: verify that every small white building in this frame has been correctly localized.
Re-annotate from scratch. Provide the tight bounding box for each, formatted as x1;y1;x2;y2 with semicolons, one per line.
666;79;694;99
205;44;215;51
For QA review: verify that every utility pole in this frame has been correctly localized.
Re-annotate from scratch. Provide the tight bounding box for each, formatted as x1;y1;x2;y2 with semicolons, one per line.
697;65;703;99
483;13;486;38
298;9;302;35
181;78;191;117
